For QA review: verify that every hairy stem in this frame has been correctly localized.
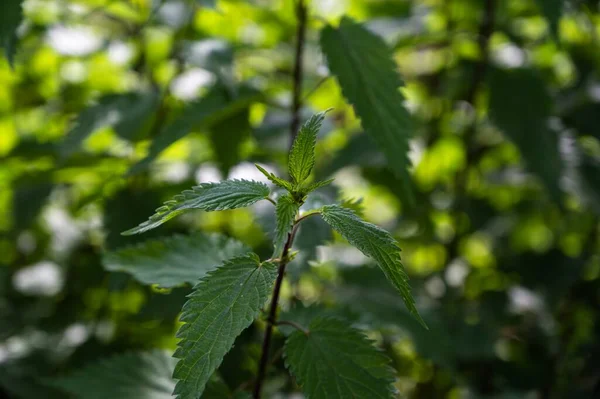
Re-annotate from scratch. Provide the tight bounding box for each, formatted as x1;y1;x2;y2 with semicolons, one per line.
253;230;296;398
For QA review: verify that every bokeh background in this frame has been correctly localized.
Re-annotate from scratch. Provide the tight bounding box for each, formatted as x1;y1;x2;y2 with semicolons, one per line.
1;0;600;398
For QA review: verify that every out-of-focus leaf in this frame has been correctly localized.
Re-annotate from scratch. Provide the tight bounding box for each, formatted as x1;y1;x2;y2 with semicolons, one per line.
0;0;23;66
12;183;53;231
489;68;563;201
535;0;562;40
579;153;600;214
129;85;260;175
563;102;600;140
53;350;177;399
61;92;159;158
274;194;299;256
103;187;164;250
173;254;276;399
320;205;426;328
122;179;270;235
320;17;415;204
284;317;396;399
209;106;250;175
103;232;250;287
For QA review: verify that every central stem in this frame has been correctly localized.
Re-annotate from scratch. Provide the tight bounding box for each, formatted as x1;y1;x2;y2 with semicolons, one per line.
252;230;296;398
253;1;307;396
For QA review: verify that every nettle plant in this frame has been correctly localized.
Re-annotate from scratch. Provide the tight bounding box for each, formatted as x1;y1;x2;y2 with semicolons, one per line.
113;111;426;399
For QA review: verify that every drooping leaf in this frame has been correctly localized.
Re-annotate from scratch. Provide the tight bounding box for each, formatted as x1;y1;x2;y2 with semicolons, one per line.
173;254;277;399
320;17;414;204
320;204;425;328
53;350;177;399
103;232;250;287
129;85;260;175
122;179;270;235
60;92;159;158
255;164;293;191
488;68;563;201
288;111;329;185
0;0;23;66
274;194;299;256
535;0;562;40
284;317;396;399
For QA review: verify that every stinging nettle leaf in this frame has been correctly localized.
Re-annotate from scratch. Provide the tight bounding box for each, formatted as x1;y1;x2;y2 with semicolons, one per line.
122;179;270;235
320;204;426;328
320;17;415;204
103;232;250;287
173;254;277;399
53;350;177;399
488;68;563;202
255;163;293;191
274;194;299;256
284;317;396;399
288;111;330;185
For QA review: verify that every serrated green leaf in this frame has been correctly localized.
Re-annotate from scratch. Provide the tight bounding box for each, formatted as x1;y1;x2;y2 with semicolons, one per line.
103;232;250;287
1;0;23;67
255;164;293;191
289;111;329;185
173;254;277;399
284;317;396;399
122;180;270;235
489;68;563;202
129;85;260;175
320;204;426;328
300;178;335;194
274;194;299;256
53;350;177;399
320;17;414;204
535;0;562;40
60;92;159;158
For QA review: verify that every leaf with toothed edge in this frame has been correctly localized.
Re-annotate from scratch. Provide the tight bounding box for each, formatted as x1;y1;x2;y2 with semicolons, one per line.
284;317;397;399
300;178;335;194
320;18;415;205
122;180;270;235
255;164;293;191
288;111;330;185
102;232;250;288
173;254;277;399
320;204;426;328
274;194;299;256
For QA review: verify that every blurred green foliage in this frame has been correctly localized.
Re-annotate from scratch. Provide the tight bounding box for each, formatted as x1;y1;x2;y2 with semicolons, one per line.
1;0;600;398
